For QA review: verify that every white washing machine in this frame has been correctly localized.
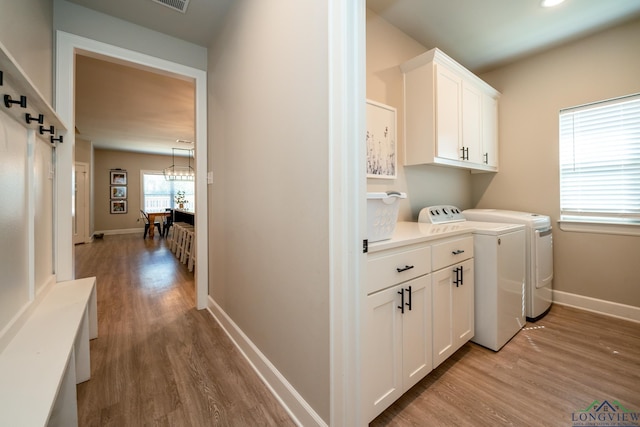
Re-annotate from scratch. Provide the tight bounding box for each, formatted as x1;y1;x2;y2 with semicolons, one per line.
419;206;526;351
463;209;553;322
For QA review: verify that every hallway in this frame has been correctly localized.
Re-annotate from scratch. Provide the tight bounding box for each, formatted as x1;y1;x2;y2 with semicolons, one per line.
74;234;295;426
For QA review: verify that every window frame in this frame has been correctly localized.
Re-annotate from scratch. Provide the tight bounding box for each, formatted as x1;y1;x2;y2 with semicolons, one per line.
558;93;640;236
140;170;195;213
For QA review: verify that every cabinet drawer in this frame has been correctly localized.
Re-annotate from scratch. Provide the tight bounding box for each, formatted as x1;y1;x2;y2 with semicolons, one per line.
432;236;473;271
367;245;431;295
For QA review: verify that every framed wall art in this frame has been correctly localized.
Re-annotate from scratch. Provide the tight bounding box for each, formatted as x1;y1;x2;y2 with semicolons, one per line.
110;170;127;185
366;100;397;179
110;186;127;199
110;200;127;214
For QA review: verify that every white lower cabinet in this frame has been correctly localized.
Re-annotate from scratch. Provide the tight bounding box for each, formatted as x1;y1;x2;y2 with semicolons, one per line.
364;233;474;423
363;274;432;422
432;258;474;368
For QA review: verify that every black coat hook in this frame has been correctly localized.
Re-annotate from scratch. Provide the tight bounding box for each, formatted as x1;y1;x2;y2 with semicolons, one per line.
26;113;44;124
50;135;63;144
4;94;27;108
39;124;55;135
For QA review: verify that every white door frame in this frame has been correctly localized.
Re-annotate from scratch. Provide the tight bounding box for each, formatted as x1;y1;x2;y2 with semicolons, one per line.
55;31;209;309
328;1;366;425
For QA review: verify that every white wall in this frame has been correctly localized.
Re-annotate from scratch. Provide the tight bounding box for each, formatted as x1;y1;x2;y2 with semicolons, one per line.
475;18;640;308
208;0;330;422
53;0;207;71
366;10;473;221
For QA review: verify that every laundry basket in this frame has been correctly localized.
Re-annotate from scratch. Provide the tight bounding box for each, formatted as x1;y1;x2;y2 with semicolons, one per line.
367;191;407;242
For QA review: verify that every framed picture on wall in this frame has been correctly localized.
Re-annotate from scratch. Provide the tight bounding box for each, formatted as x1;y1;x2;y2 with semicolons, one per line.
110;170;127;185
366;100;397;179
110;186;127;199
110;200;127;214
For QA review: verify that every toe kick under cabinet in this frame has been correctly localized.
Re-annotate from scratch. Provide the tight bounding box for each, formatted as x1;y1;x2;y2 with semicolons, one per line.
363;232;474;422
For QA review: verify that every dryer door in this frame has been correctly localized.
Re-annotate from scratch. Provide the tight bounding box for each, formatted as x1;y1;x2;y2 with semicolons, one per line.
534;227;553;289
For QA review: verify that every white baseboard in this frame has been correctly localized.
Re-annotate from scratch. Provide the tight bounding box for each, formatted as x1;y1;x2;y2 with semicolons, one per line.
206;296;327;427
94;228;144;236
553;290;640;323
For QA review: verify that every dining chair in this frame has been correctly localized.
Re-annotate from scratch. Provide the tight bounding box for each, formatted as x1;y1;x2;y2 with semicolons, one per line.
140;210;162;238
163;208;174;238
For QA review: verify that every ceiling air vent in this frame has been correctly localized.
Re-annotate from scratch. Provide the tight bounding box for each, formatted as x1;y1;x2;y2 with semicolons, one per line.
151;0;190;13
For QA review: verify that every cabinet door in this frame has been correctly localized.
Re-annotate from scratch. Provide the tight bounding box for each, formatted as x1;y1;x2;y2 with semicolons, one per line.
432;259;475;368
432;267;453;368
363;285;403;422
453;259;475;345
434;64;462;161
462;83;483;164
402;275;432;391
482;94;498;168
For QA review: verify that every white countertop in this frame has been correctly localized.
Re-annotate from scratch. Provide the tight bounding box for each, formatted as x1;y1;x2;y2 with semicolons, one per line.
368;221;473;253
369;221;525;253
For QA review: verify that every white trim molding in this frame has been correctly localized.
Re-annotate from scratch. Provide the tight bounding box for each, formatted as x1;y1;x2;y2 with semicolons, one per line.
553;290;640;323
55;31;208;309
207;297;327;427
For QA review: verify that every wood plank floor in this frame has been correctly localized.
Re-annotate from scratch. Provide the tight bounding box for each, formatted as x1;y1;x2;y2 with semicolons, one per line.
74;234;296;427
371;304;640;426
76;234;640;426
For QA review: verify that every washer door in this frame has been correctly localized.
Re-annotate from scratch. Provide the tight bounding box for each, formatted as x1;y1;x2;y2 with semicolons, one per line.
534;227;553;289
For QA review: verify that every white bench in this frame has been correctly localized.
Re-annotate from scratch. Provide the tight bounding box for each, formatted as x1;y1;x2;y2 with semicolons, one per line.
0;277;98;427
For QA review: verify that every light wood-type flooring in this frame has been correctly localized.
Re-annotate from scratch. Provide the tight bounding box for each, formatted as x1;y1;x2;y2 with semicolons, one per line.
76;234;640;426
372;303;640;426
74;233;296;426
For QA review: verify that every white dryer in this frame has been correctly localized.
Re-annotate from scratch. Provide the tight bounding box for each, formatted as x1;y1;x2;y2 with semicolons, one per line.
419;206;526;351
463;209;553;321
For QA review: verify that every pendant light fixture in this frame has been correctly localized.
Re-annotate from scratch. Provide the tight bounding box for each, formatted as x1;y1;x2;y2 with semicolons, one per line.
164;147;195;181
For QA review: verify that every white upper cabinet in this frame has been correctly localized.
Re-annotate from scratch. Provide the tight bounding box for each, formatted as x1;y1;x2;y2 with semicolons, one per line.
401;48;500;172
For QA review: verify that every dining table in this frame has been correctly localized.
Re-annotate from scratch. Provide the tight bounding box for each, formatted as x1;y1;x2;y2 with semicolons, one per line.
146;211;171;238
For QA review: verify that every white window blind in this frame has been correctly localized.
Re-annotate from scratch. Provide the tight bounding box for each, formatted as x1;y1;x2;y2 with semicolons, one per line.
559;93;640;225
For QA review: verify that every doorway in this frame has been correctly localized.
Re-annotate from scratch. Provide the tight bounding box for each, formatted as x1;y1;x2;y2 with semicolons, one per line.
55;31;208;309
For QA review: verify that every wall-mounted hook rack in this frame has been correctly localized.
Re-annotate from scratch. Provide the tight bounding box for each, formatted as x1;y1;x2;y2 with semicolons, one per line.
26;113;44;124
4;94;27;108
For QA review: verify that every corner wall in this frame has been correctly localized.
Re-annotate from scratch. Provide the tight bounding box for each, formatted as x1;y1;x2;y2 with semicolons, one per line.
366;9;473;221
475;18;640;308
0;0;53;103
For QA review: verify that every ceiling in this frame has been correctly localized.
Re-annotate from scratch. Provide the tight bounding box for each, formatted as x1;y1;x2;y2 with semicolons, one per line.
75;53;195;155
69;0;640;155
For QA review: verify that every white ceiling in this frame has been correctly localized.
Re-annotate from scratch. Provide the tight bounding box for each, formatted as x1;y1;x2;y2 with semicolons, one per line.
68;0;640;155
366;0;640;73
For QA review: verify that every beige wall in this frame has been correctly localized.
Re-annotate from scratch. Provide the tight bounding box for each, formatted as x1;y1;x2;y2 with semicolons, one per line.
76;137;92;164
208;1;330;421
0;0;53;102
366;9;473;221
475;18;640;307
94;149;172;232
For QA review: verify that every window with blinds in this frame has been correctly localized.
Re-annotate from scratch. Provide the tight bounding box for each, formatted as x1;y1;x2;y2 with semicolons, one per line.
559;93;640;225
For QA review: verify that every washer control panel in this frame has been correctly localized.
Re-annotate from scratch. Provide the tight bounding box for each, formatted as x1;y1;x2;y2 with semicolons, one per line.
418;205;466;224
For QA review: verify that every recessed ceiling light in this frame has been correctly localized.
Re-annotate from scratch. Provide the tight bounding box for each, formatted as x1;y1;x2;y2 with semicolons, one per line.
541;0;565;7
